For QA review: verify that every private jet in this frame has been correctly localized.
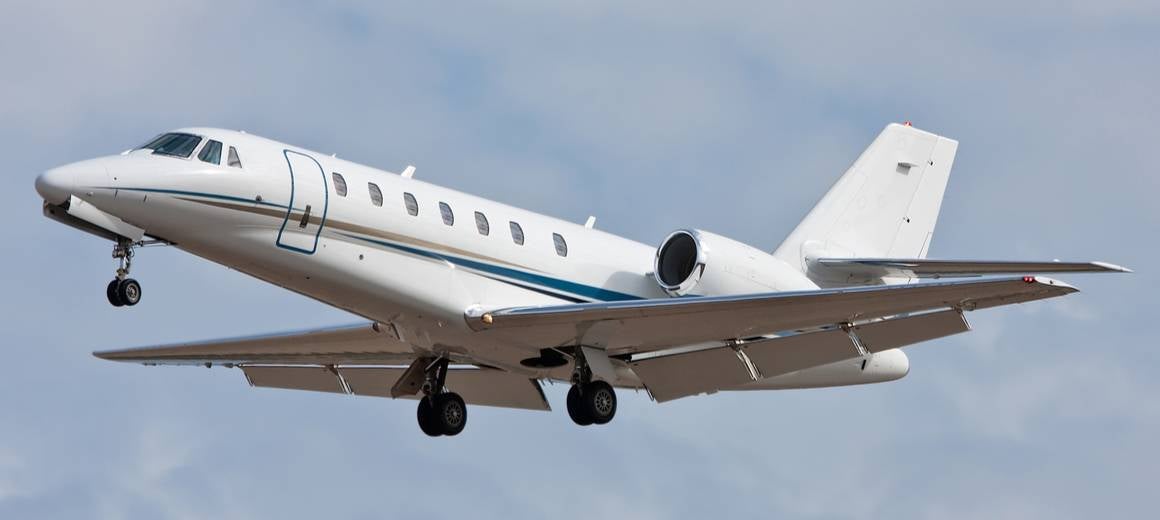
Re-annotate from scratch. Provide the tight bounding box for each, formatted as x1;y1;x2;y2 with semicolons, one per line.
35;123;1128;436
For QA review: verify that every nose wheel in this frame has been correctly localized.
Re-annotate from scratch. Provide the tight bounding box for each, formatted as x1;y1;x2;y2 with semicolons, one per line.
106;238;143;307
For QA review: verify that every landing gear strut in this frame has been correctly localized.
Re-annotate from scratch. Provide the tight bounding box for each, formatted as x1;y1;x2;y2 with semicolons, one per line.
566;349;618;426
107;238;142;307
415;358;467;437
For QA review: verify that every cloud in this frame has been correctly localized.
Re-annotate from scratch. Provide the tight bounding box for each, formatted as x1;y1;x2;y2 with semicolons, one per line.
1;1;1156;519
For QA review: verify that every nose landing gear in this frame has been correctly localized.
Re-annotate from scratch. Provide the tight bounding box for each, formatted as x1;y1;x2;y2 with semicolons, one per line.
106;238;142;307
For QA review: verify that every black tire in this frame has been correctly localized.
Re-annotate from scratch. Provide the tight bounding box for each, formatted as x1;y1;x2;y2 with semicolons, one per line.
432;393;467;436
417;396;443;437
106;280;124;307
117;278;142;306
566;385;594;426
583;380;617;425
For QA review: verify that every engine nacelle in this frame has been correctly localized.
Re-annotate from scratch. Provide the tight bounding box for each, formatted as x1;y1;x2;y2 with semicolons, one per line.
653;229;815;297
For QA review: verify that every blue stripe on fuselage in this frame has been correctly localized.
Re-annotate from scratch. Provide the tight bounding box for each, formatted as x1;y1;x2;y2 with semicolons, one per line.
337;231;643;303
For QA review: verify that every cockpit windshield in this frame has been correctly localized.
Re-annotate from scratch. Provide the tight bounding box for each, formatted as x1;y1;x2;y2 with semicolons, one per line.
140;133;203;159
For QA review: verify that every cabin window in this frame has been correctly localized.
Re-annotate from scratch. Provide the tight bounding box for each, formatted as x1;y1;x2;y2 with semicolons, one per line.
552;233;568;257
197;140;222;165
227;146;242;168
474;212;490;236
403;192;418;216
439;202;454;226
143;133;202;159
368;182;383;207
509;222;524;245
332;172;347;197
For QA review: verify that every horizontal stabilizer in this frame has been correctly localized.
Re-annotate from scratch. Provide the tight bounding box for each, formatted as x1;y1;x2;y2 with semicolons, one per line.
812;258;1131;283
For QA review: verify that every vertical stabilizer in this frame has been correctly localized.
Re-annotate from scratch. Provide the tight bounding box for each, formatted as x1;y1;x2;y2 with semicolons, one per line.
773;123;958;275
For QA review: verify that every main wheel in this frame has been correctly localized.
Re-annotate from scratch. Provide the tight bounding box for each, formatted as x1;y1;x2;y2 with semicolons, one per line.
432;393;467;436
566;385;594;426
583;380;617;425
117;278;142;306
417;396;443;437
106;280;124;307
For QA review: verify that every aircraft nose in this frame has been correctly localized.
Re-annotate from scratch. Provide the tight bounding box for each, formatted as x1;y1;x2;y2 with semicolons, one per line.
36;159;108;205
35;166;76;205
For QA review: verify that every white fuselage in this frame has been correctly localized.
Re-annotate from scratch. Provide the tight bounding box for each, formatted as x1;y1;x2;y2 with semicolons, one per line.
36;128;909;389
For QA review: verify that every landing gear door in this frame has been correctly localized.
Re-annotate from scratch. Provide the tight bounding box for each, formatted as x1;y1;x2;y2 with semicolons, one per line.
277;150;328;254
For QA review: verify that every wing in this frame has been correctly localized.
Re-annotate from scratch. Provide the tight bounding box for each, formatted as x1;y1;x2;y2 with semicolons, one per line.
94;322;415;366
813;258;1129;282
94;323;550;411
466;276;1078;355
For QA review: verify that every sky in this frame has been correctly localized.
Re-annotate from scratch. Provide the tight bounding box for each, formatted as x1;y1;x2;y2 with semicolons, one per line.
2;1;1157;518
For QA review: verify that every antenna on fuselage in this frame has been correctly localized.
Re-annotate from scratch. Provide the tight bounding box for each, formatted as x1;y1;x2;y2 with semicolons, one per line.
401;165;416;179
584;216;596;229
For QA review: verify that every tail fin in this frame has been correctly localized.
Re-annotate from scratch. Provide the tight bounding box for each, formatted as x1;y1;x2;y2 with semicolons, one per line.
773;123;959;272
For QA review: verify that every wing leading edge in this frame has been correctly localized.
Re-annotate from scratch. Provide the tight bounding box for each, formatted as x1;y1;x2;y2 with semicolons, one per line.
466;276;1078;355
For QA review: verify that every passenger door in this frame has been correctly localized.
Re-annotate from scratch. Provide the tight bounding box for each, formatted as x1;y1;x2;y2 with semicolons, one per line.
276;150;328;254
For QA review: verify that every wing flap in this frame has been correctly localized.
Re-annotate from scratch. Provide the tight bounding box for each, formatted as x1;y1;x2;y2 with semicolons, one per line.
851;309;971;353
629;347;754;403
469;276;1075;355
241;365;549;411
340;367;550;410
631;308;965;401
630;309;970;402
743;308;969;378
243;365;347;394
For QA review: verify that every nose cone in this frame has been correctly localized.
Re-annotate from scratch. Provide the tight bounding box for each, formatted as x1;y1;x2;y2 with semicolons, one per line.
36;159;109;204
36;166;76;204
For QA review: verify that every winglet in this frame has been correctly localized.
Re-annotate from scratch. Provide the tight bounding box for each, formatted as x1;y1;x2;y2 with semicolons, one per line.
1091;261;1132;273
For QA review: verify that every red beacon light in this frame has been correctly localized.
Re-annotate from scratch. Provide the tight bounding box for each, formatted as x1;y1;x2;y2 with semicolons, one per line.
1022;276;1036;283
903;121;912;126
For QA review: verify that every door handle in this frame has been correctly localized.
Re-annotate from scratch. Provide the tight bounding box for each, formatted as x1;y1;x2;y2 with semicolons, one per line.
299;204;312;228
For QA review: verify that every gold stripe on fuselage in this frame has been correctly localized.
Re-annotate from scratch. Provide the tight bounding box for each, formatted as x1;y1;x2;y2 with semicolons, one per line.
179;197;543;272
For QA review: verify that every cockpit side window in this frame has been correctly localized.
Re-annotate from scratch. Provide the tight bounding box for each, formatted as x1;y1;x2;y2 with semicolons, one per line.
143;133;202;159
227;146;242;168
198;140;223;165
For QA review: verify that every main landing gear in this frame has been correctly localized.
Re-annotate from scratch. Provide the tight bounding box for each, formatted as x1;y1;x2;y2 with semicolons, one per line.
416;358;467;437
106;238;142;307
566;349;618;426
